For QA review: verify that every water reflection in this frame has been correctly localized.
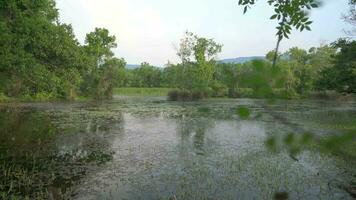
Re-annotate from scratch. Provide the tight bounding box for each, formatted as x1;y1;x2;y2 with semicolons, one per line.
0;104;124;199
176;116;215;155
0;99;355;199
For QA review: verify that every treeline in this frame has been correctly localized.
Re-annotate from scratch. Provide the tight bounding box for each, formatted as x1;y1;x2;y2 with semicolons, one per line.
1;1;355;101
0;0;125;101
120;37;355;99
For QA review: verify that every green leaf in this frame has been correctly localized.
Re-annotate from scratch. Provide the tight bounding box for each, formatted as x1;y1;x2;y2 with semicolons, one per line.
243;6;248;14
305;26;311;31
296;23;301;30
270;14;278;19
311;3;318;8
283;32;289;39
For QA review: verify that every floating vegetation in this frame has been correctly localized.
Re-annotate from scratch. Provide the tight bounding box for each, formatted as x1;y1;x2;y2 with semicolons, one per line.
0;97;355;199
236;106;251;119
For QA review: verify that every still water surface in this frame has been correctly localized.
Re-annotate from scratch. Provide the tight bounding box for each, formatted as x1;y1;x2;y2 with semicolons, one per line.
0;97;355;199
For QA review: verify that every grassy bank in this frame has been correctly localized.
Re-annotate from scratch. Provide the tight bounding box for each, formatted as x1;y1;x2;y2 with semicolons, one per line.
0;92;91;103
114;87;173;96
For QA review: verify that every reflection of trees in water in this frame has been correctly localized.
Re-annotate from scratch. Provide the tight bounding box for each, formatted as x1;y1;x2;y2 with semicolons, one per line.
52;107;125;166
176;116;215;155
0;105;124;199
0;106;56;156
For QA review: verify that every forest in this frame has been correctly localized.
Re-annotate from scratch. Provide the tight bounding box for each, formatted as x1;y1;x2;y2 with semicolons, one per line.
0;0;126;101
1;0;355;102
121;38;355;100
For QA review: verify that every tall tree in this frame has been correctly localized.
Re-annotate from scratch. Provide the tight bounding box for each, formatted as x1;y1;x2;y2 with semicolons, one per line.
84;28;117;68
83;28;122;99
175;31;222;90
284;47;312;95
0;0;85;99
330;39;356;93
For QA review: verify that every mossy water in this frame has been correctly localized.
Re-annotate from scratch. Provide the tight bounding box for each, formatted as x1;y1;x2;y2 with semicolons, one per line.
0;97;355;199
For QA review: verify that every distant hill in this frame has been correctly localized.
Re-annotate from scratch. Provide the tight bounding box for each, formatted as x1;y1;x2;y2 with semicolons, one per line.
219;56;265;64
126;64;163;69
126;56;266;69
125;64;140;69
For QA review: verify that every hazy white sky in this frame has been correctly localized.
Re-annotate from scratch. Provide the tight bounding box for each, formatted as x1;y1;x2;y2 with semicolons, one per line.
56;0;353;66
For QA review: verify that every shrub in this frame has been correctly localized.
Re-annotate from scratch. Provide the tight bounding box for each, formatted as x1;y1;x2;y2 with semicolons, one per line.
167;90;179;101
0;92;9;102
167;90;192;101
210;81;228;97
34;92;56;101
192;91;205;100
238;88;254;98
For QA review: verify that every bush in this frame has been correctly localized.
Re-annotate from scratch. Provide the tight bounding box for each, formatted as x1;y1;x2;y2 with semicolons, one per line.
6;76;24;97
167;90;192;101
229;88;254;98
192;91;205;100
34;92;56;101
238;88;254;98
210;81;228;97
167;90;179;101
0;92;9;102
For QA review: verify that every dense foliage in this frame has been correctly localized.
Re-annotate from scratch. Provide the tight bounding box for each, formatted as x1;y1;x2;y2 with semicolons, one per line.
0;1;354;101
0;0;125;101
121;41;355;99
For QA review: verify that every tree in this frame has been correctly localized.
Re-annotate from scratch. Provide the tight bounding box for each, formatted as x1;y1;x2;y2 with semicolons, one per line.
176;31;196;64
214;63;240;97
83;28;122;99
266;50;281;62
0;0;128;100
193;36;223;89
0;0;85;99
132;62;162;87
84;28;117;68
95;58;126;98
162;63;181;88
309;44;337;90
329;39;356;93
238;0;320;67
175;31;222;91
284;47;312;95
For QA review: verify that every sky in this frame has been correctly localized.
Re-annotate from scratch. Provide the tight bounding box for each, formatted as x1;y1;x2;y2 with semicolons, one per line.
56;0;353;66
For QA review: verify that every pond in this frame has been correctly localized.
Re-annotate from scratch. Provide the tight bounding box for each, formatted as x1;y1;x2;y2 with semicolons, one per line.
0;97;355;199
